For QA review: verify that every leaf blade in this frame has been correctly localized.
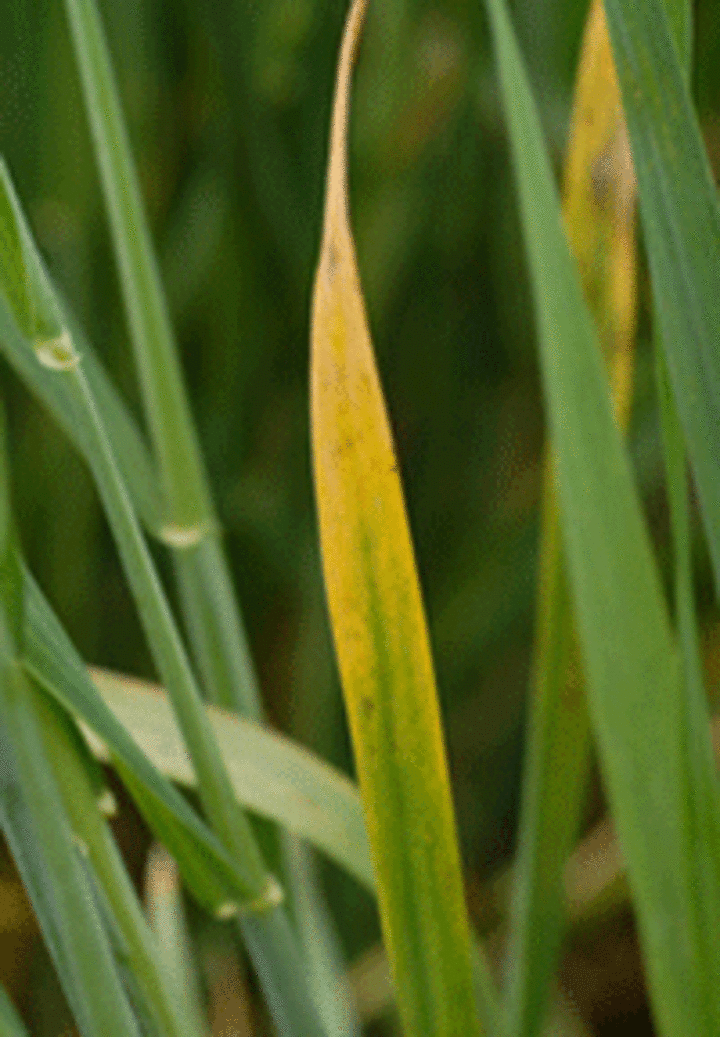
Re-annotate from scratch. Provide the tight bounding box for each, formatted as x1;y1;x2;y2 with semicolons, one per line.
22;571;268;915
87;664;374;893
602;0;720;596
310;2;485;1034
482;0;720;1033
504;5;639;1034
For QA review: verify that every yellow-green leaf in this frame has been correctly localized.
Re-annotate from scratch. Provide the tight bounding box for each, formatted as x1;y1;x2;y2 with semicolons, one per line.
310;2;485;1035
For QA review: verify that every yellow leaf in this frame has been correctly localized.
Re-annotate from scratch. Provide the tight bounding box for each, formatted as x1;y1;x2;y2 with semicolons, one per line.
310;1;484;1034
563;0;637;425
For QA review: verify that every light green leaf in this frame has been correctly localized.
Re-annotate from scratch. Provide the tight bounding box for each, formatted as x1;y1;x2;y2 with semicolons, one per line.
0;986;28;1037
0;421;142;1037
22;569;373;892
0;174;163;536
87;665;374;894
602;0;720;597
504;4;638;1034
22;570;274;915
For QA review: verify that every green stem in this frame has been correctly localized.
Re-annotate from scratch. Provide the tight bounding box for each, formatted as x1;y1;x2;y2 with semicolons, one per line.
146;845;209;1037
173;540;261;717
62;0;212;534
32;685;203;1037
0;664;142;1037
70;359;270;903
63;357;325;1036
504;464;591;1037
0;985;29;1037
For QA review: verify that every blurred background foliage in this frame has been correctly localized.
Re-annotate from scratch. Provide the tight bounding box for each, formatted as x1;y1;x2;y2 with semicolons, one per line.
1;0;720;1031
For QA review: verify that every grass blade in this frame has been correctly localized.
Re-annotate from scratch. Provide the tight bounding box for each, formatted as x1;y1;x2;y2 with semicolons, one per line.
0;700;140;1037
0;407;142;1037
481;0;720;1033
23;570;269;916
0;986;28;1037
146;845;210;1037
282;837;362;1037
311;2;486;1034
652;8;720;1027
31;685;205;1037
656;356;720;1018
505;479;588;1037
86;666;374;893
61;0;211;536
59;0;355;1017
602;0;720;597
505;3;638;1033
0;159;163;536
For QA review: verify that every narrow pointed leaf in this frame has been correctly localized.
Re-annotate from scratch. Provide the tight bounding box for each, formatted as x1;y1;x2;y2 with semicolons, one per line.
651;7;720;1029
86;665;374;893
0;163;162;535
0;710;141;1037
61;0;212;534
0;415;142;1037
505;4;638;1034
602;0;720;597
482;0;720;1034
310;2;485;1034
0;986;28;1037
22;570;271;914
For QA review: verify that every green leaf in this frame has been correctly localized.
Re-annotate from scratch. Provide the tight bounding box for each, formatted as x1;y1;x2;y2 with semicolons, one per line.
0;581;142;1037
145;844;210;1037
656;353;720;1033
22;570;271;916
31;682;206;1037
0;190;163;537
0;159;63;345
0;986;28;1037
650;8;720;1031
87;665;374;894
482;0;720;1034
61;0;212;534
504;5;638;1034
602;0;720;598
282;838;362;1037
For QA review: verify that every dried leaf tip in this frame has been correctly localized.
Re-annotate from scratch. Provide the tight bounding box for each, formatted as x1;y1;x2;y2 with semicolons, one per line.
321;0;370;254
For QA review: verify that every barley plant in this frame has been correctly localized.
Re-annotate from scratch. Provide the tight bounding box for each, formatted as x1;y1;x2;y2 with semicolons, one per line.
0;0;719;1034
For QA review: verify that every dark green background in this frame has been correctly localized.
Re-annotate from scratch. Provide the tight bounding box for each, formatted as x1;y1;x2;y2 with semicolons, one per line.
1;0;719;967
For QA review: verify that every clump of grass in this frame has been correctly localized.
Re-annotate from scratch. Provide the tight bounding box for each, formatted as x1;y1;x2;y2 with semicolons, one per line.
1;0;719;1035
